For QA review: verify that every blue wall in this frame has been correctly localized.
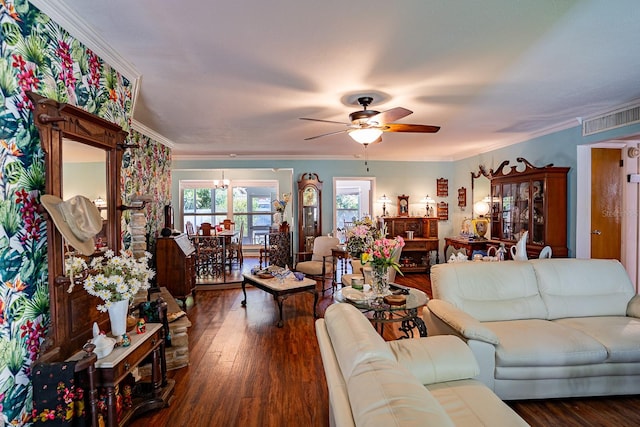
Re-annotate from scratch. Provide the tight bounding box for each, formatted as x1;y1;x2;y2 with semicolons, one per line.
174;120;640;258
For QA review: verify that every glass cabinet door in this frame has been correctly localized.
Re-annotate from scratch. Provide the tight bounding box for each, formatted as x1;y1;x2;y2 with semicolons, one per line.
531;180;544;245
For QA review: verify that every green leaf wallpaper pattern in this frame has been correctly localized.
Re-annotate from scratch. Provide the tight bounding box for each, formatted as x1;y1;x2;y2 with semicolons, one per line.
0;1;172;425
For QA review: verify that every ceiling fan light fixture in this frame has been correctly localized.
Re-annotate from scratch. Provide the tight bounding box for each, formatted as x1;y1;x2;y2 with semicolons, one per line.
348;128;383;145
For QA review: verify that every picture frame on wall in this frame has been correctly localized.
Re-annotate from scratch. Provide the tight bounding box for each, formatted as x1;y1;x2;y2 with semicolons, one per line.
397;194;409;217
437;201;449;221
437;178;448;197
458;187;466;208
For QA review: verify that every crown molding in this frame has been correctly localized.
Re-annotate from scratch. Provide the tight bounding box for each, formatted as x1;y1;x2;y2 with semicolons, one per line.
28;0;141;109
131;119;175;149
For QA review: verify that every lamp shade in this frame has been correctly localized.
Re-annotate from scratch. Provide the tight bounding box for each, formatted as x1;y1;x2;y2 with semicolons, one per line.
420;195;435;204
378;194;391;203
348;128;383;145
473;200;490;216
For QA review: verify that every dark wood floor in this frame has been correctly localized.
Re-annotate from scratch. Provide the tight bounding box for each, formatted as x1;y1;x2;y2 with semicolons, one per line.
131;258;640;426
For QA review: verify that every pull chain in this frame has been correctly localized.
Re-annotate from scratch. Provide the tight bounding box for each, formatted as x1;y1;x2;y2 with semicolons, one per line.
364;144;369;172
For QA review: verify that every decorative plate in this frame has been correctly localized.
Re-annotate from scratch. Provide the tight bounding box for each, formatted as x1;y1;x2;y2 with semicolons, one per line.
341;286;366;303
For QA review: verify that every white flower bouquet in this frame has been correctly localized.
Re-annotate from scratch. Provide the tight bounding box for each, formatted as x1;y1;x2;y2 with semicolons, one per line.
65;249;155;312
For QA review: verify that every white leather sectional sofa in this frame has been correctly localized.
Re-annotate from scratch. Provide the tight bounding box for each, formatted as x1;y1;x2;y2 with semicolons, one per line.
316;303;528;426
424;258;640;400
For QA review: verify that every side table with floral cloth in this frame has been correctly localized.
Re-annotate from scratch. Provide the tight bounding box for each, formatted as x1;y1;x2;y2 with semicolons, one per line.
266;231;292;267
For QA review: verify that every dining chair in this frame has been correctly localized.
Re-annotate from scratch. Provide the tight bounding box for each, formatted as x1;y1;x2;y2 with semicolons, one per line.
196;235;223;278
200;222;213;236
185;221;195;237
294;235;340;294
228;223;244;268
221;219;234;230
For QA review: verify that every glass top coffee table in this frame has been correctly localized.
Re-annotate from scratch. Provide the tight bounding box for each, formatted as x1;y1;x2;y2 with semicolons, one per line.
334;283;428;339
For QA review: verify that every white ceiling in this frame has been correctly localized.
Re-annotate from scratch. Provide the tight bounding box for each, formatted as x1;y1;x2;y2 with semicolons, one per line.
47;0;640;161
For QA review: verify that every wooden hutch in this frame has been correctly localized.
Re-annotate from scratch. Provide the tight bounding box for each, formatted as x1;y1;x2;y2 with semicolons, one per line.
488;157;569;258
378;216;439;273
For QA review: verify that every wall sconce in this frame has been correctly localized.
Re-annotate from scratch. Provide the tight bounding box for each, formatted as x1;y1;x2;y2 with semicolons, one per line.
214;170;230;189
93;196;107;210
378;194;391;217
419;195;435;217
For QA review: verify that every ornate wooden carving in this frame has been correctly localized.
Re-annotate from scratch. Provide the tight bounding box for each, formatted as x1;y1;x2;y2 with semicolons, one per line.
28;92;128;361
297;172;322;252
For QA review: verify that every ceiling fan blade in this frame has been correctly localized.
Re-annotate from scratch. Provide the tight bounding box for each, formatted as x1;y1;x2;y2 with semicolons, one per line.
299;117;350;125
304;129;348;140
367;107;412;125
384;123;441;133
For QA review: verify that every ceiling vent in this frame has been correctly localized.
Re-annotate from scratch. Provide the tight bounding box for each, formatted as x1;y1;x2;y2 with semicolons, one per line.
583;104;640;136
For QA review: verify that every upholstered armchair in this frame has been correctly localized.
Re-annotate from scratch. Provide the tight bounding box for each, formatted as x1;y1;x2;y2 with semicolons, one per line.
294;236;339;294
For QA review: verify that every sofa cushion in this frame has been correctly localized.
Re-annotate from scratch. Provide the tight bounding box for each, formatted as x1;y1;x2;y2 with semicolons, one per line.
555;316;640;363
427;379;529;426
388;336;479;385
430;262;547;321
530;258;635;319
348;358;454;427
485;319;607;367
323;303;396;379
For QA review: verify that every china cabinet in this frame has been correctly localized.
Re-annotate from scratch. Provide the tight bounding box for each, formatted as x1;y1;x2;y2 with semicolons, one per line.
297;172;322;252
378;216;438;273
489;158;569;258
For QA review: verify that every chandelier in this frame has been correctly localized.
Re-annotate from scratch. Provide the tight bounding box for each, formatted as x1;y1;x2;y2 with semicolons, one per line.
214;170;230;189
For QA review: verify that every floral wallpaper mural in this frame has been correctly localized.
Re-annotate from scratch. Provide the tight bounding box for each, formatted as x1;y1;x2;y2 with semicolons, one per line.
0;1;171;425
121;130;172;252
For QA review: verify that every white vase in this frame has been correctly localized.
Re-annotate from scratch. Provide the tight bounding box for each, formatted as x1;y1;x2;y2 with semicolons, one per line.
108;299;129;337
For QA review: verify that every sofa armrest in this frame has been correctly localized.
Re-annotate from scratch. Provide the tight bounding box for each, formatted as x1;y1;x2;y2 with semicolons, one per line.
427;299;499;345
388;335;479;385
627;294;640;318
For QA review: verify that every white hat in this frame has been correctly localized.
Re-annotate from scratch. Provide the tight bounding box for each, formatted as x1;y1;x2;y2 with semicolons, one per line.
41;195;103;256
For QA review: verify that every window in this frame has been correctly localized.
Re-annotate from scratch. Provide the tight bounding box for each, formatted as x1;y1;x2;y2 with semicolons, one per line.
231;181;277;245
334;178;374;234
180;179;278;246
182;181;228;230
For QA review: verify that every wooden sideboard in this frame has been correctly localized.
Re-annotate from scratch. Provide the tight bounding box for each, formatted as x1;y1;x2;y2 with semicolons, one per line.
67;322;173;427
378;217;439;273
444;236;490;260
155;234;196;305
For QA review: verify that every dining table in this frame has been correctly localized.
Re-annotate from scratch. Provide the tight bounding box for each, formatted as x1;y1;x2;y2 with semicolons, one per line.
191;229;240;282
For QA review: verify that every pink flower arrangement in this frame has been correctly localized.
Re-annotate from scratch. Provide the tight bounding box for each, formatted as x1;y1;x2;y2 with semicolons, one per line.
361;236;405;272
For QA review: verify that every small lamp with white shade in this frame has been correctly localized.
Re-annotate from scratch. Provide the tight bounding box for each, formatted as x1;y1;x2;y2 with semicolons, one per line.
472;198;491;239
378;194;391;217
420;195;435;217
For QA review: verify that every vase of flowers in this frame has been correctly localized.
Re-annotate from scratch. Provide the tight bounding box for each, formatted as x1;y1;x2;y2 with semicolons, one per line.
107;299;130;336
273;193;291;230
361;236;405;299
345;217;380;259
65;249;155;336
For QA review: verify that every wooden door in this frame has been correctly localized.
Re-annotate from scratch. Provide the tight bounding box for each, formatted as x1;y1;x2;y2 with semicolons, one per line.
591;148;622;260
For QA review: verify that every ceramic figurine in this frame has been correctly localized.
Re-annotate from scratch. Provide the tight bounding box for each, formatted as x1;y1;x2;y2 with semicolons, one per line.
136;319;146;334
510;231;529;261
121;333;131;347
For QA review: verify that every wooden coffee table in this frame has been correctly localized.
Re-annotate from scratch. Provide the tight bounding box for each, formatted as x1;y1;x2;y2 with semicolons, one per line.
241;273;318;327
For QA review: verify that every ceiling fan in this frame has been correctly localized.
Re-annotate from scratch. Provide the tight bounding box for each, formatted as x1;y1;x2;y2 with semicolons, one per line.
300;96;440;145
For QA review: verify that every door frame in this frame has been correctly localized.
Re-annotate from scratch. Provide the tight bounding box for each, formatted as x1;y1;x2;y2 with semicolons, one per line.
577;139;639;290
332;177;376;235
